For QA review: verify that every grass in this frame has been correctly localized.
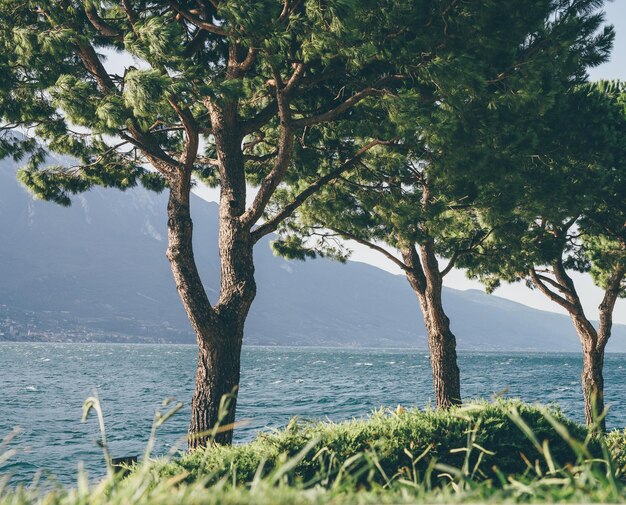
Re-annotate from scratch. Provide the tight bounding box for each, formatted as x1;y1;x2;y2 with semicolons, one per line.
1;399;626;504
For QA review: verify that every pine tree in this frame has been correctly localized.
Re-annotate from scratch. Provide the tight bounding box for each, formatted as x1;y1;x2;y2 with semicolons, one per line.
0;0;614;444
272;1;613;408
467;81;626;430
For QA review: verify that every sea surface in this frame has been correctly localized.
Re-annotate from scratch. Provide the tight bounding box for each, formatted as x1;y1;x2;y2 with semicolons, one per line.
1;343;625;486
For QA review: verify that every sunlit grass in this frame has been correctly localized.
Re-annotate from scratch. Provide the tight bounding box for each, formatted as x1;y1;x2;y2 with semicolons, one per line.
1;398;625;504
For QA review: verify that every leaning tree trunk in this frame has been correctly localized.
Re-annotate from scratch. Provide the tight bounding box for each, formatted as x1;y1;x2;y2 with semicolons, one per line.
402;244;462;408
165;173;256;448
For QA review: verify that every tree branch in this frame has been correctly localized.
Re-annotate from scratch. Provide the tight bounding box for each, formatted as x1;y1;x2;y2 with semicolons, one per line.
529;266;576;312
284;63;306;94
250;139;395;241
401;244;428;294
169;1;228;36
552;256;581;308
533;272;569;295
240;65;295;227
241;133;293;227
244;152;277;163
278;0;303;22
195;157;220;166
598;263;625;349
441;228;496;277
440;250;460;278
232;47;258;74
290;75;402;127
74;40;181;173
328;226;410;273
75;41;117;92
121;0;138;24
167;96;199;170
83;2;123;40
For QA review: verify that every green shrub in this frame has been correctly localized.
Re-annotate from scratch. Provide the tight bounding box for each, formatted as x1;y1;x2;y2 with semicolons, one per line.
608;429;626;475
3;400;624;504
154;400;598;488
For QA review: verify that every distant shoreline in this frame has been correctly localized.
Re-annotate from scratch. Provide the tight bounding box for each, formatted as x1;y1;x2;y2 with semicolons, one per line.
2;339;626;354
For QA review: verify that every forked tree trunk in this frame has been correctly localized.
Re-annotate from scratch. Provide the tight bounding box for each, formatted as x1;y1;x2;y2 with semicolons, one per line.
165;172;256;448
402;243;462;408
530;261;624;432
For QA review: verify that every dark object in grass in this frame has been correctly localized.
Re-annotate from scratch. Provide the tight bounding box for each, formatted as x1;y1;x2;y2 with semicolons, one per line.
111;456;138;476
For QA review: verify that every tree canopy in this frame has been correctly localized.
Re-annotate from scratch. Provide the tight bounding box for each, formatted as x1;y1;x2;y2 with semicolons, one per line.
464;81;625;301
0;0;612;214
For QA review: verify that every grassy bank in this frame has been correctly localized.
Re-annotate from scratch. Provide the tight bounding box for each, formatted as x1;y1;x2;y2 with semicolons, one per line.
2;401;626;504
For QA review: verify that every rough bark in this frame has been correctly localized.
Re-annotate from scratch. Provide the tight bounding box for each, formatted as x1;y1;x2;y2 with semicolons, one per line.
164;99;257;447
530;261;624;431
402;244;462;408
578;264;623;430
571;314;606;430
189;323;244;447
166;179;255;447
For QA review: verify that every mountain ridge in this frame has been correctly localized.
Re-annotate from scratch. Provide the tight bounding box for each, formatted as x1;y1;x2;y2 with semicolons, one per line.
1;156;624;352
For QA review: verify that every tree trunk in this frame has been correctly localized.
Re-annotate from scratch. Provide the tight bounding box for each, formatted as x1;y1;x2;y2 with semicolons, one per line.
194;211;256;447
581;344;605;430
402;244;462;408
420;297;462;408
529;261;623;432
571;313;607;431
165;173;255;448
189;324;243;446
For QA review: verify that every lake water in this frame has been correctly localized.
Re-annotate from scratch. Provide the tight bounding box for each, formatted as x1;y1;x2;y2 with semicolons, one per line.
1;343;625;486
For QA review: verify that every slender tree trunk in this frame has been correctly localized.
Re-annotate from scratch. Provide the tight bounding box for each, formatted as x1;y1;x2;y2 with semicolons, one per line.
571;262;623;432
529;260;626;431
419;295;462;408
402;244;462;408
581;345;605;429
531;259;624;431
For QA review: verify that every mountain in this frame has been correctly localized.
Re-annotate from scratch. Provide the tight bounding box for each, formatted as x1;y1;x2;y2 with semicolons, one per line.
1;155;624;351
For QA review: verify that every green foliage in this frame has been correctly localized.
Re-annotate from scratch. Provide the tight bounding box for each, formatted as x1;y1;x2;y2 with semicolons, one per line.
123;69;173;122
608;429;626;475
4;400;626;505
0;0;614;215
274;1;615;288
463;81;626;299
0;0;461;200
154;400;597;488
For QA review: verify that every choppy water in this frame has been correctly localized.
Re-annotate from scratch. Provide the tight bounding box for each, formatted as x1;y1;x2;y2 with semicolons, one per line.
1;343;625;486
